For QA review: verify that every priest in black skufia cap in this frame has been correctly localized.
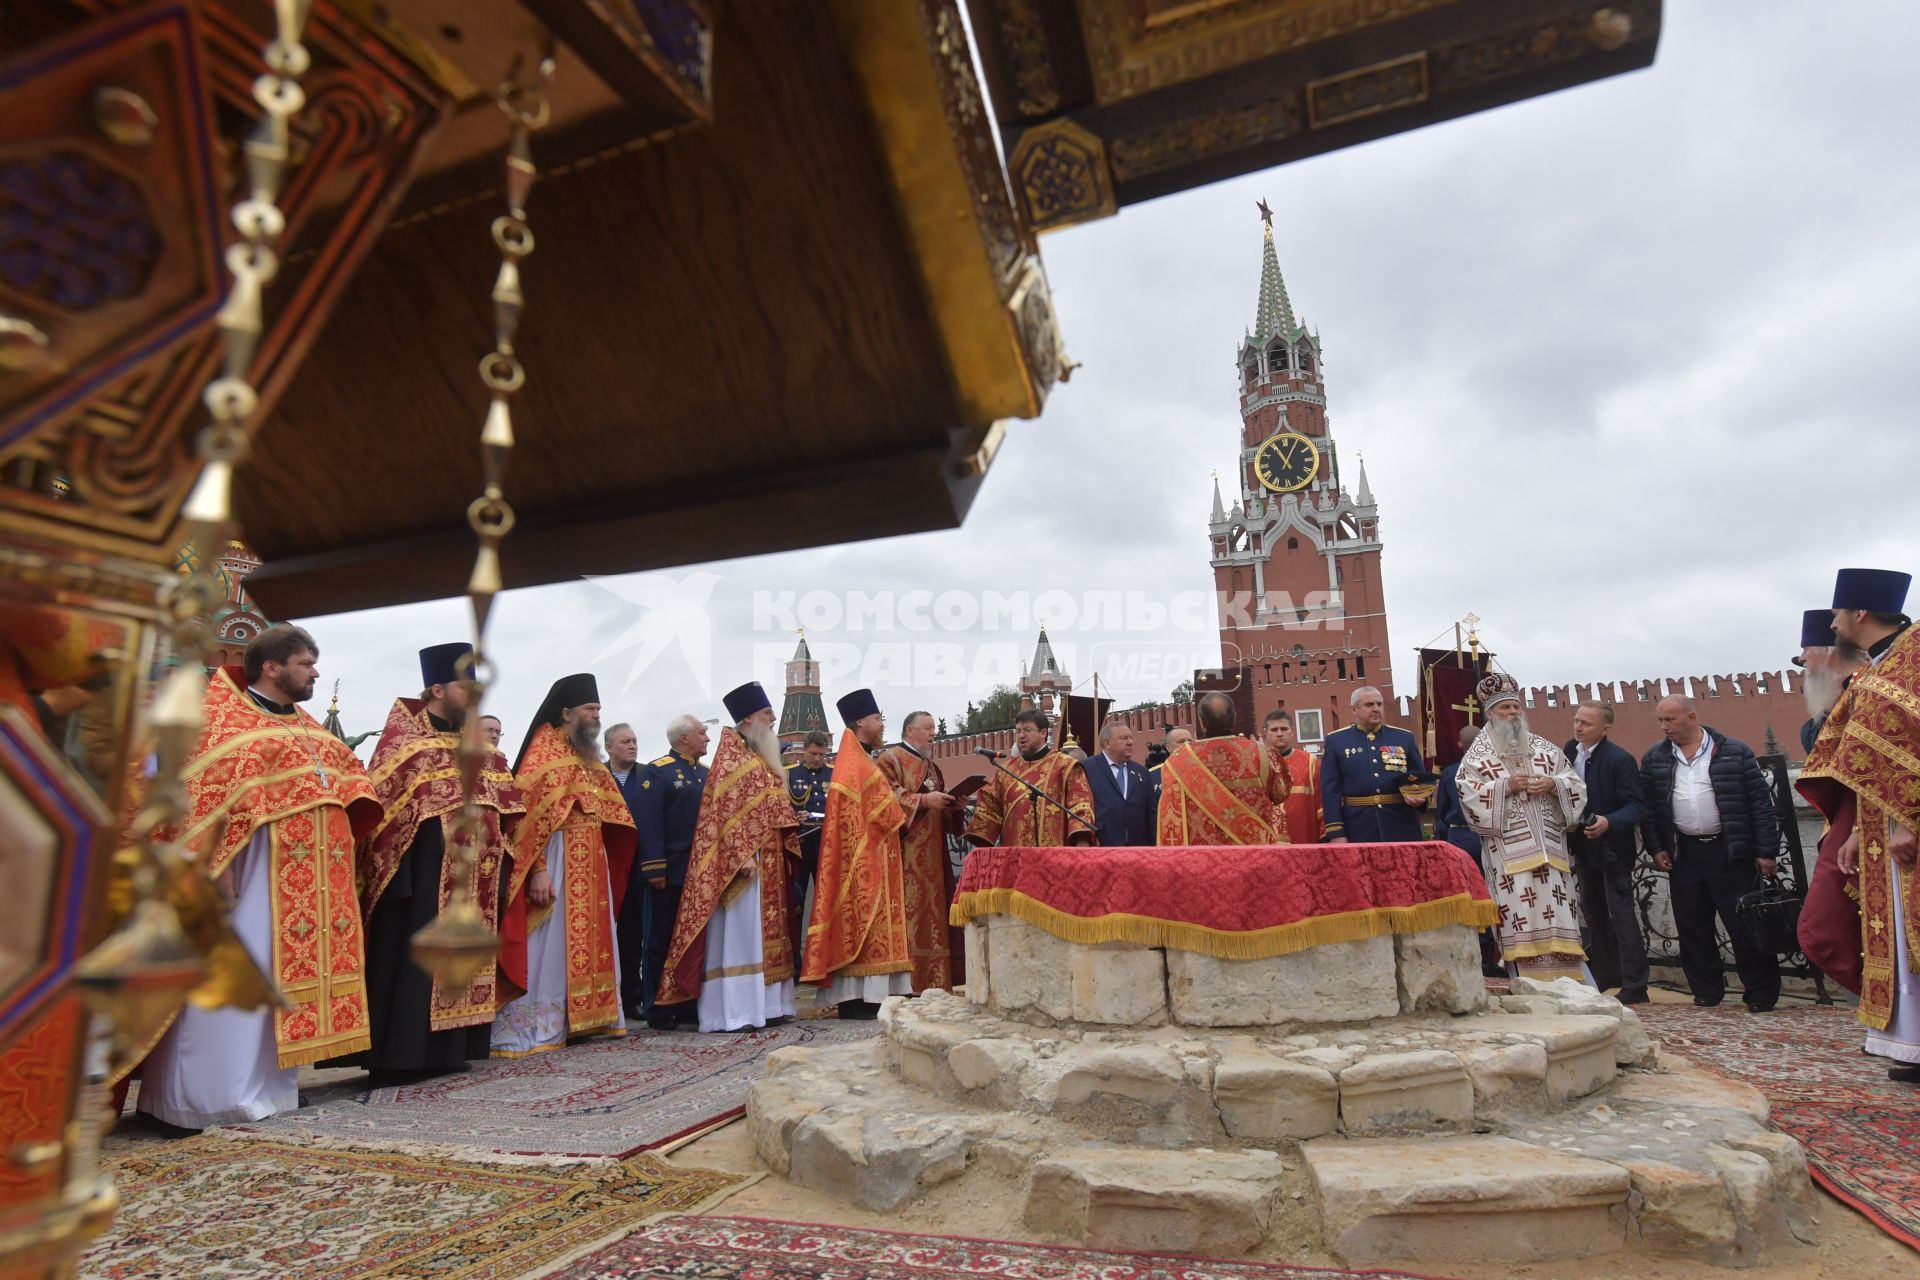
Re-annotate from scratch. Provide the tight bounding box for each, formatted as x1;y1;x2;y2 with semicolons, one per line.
355;643;523;1078
513;671;600;773
653;681;802;1031
493;672;638;1057
801;688;913;1019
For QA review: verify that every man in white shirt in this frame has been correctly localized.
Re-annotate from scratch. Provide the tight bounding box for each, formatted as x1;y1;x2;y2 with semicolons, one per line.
1640;696;1781;1012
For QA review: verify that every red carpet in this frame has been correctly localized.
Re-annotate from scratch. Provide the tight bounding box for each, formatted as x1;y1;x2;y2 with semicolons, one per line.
1637;1000;1920;1251
546;1216;1460;1279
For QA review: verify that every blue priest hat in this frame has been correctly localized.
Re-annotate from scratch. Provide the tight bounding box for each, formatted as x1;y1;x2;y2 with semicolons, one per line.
836;688;880;727
1798;609;1836;650
722;681;772;722
1831;567;1912;615
419;642;472;689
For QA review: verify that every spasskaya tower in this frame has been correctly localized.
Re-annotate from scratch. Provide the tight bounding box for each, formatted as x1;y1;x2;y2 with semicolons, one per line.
1207;203;1394;746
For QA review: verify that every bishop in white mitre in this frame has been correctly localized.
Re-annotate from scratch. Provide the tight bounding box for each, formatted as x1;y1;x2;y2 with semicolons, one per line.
1456;672;1593;983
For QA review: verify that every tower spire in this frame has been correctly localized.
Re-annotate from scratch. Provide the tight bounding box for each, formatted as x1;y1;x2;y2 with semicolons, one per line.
1029;625;1060;677
1251;201;1298;345
1210;470;1225;522
1356;452;1374;507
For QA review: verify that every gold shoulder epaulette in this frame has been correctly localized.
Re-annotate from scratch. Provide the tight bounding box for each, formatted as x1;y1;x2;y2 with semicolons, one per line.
650;755;674;766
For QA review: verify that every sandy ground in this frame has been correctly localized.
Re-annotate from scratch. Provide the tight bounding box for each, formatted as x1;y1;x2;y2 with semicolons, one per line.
666;984;1913;1280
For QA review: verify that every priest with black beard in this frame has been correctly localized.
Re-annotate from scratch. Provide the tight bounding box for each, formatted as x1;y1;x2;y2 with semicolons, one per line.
355;644;524;1078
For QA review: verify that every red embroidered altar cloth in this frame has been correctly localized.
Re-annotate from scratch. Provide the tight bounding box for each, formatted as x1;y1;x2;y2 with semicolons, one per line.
951;842;1496;960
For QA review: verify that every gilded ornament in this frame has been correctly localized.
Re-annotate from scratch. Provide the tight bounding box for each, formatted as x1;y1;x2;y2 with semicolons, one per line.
1009;117;1115;231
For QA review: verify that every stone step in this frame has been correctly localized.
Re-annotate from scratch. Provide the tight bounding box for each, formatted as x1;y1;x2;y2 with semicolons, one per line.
883;991;1621;1144
747;1033;1816;1268
1304;1134;1632;1264
1024;1146;1294;1255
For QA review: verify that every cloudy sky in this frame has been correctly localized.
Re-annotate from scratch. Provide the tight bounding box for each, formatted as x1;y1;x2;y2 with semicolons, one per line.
296;3;1920;751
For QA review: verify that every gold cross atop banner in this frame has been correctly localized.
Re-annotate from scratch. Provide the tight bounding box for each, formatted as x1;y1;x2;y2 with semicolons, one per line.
1451;694;1481;725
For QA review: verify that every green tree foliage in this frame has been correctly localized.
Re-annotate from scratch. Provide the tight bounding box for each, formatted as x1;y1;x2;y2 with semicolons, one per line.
961;684;1022;733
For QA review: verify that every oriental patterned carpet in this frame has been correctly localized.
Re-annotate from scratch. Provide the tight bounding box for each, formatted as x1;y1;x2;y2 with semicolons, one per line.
1637;1000;1920;1250
544;1217;1459;1280
248;1019;878;1158
81;1136;750;1280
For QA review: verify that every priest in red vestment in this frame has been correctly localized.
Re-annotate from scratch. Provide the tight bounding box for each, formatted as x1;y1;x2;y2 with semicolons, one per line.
138;625;380;1130
357;643;522;1077
1799;568;1920;1083
1791;607;1867;993
1262;709;1324;843
1159;694;1291;846
657;682;800;1031
966;709;1096;847
492;673;636;1056
877;710;961;992
803;688;913;1019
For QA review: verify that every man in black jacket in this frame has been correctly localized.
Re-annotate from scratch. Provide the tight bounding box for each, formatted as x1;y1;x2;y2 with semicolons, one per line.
1640;696;1781;1012
604;723;650;1021
1566;701;1651;1003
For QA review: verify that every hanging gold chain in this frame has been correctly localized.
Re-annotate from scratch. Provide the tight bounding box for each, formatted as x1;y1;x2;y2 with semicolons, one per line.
83;0;316;1002
68;1;317;1240
146;0;316;828
411;44;557;987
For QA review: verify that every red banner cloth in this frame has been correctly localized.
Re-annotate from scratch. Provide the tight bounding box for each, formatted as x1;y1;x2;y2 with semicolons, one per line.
951;842;1497;960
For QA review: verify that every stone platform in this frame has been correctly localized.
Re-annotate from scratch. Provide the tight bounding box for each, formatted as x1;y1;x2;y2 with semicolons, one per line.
748;919;1817;1268
968;913;1491;1027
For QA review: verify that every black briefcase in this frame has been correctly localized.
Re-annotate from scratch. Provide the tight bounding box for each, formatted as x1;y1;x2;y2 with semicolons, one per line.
1734;877;1802;956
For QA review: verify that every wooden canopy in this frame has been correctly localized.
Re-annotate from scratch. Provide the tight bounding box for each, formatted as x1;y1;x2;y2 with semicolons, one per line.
239;0;1061;617
967;0;1663;232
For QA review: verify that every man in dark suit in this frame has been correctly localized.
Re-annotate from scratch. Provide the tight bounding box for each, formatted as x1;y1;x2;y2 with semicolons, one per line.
1083;720;1156;847
604;722;651;1021
1432;725;1482;858
1566;701;1652;1003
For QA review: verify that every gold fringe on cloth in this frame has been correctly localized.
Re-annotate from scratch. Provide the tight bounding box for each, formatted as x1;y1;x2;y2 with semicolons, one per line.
950;887;1497;961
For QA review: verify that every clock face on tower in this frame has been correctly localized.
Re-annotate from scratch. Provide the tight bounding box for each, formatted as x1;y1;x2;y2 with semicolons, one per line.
1253;431;1320;493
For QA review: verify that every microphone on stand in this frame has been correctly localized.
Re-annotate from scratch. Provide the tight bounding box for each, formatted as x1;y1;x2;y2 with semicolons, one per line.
971;744;1101;841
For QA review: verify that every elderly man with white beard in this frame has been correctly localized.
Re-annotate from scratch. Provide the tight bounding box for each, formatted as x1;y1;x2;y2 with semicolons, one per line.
1456;672;1593;983
1795;608;1868;753
656;683;802;1031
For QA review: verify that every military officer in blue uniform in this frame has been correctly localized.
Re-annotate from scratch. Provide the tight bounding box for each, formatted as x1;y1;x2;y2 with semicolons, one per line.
784;729;832;968
634;714;710;1030
1319;685;1429;842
